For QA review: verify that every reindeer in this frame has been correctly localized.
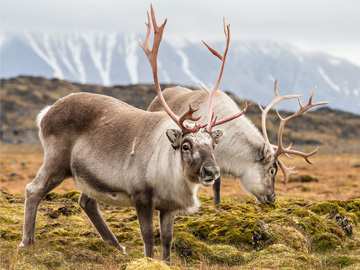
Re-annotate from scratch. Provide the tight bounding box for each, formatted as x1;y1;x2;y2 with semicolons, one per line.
19;5;246;261
148;34;329;205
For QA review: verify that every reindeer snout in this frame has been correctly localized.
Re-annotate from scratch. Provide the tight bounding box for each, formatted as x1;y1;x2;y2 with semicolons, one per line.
266;193;276;203
200;165;220;181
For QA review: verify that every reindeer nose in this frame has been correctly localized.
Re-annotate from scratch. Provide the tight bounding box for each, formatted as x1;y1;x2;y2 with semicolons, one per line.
202;165;220;179
266;193;276;203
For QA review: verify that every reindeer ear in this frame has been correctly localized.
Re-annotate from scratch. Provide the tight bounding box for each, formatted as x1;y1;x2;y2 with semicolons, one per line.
211;129;225;146
258;143;272;162
166;129;182;149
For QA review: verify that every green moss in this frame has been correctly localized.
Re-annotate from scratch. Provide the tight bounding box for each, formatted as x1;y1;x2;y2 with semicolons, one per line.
116;232;135;242
18;250;65;269
173;232;208;261
300;175;318;182
332;255;353;267
244;244;321;269
1;191;359;269
346;239;360;250
266;224;309;253
0;215;17;224
87;240;111;252
49;228;73;237
0;227;22;240
60;190;81;202
173;232;244;266
310;200;360;218
124;257;174;270
312;232;342;252
208;244;244;266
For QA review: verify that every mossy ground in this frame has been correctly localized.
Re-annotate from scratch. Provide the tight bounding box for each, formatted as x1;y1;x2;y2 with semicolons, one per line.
1;190;359;269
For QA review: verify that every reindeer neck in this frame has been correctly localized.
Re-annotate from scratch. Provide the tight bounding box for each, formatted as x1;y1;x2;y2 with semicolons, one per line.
214;115;266;178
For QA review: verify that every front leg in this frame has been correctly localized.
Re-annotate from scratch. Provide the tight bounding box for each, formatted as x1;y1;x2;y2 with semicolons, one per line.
135;196;154;258
78;193;126;253
159;210;175;261
212;176;221;206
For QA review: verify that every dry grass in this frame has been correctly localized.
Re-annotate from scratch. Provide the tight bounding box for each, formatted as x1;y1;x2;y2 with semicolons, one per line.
2;145;358;201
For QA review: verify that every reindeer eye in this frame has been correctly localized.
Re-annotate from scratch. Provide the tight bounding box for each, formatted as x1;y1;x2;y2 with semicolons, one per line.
269;168;276;176
182;144;190;151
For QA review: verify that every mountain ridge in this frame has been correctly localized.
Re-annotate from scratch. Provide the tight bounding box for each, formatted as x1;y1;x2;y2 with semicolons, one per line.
1;31;359;114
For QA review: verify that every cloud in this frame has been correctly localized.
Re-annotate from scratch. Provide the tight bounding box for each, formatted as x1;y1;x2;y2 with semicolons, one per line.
1;0;360;66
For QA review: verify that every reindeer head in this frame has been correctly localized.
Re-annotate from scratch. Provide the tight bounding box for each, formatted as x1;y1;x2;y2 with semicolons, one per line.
166;128;224;186
250;79;329;203
237;142;278;204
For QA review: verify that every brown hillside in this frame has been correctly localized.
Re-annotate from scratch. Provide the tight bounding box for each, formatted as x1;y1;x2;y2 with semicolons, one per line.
1;76;359;155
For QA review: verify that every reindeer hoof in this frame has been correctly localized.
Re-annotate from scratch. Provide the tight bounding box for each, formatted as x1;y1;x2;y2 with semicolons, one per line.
120;246;129;256
19;237;35;247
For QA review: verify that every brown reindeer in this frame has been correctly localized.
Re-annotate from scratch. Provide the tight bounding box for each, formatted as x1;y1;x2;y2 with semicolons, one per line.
20;5;246;261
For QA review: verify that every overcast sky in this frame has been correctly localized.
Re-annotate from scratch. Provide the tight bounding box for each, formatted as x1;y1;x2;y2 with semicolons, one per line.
1;0;360;66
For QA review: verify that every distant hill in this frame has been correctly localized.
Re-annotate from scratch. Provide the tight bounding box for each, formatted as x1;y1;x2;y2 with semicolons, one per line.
1;31;360;114
1;76;359;155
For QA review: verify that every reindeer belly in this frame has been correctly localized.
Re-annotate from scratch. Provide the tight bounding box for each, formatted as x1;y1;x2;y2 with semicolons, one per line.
71;157;134;207
73;174;133;207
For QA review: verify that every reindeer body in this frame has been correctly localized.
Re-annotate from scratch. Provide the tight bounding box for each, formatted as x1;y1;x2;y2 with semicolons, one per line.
148;86;278;205
21;92;222;260
42;92;199;212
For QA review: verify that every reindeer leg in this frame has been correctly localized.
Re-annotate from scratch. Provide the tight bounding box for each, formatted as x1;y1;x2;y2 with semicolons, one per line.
213;176;221;206
20;163;68;247
159;210;175;261
78;193;126;253
134;195;154;258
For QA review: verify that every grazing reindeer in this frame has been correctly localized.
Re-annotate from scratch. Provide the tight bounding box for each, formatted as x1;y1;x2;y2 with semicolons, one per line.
20;5;246;262
148;66;329;204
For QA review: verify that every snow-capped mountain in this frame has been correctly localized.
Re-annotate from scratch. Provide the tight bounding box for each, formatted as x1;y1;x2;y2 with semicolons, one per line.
1;31;359;114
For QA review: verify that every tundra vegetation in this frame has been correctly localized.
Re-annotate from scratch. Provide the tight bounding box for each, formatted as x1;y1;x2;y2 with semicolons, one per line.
1;185;359;269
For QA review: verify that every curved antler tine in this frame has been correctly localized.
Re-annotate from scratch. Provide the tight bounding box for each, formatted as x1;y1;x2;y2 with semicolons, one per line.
203;18;232;132
260;79;301;145
278;159;298;184
179;104;201;122
282;146;319;164
139;12;151;53
274;78;279;96
210;102;252;129
223;17;229;38
202;40;223;61
283;143;293;159
179;104;203;133
199;82;210;94
140;4;204;133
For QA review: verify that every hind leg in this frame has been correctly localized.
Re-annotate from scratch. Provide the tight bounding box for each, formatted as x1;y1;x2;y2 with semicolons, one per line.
213;176;221;206
78;193;126;253
20;159;69;247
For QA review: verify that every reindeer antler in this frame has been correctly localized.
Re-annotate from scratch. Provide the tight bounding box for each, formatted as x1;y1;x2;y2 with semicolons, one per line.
139;4;206;133
259;79;329;184
200;18;251;132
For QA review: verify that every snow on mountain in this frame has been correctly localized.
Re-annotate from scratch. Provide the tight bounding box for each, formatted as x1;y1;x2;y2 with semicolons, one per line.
1;31;359;114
